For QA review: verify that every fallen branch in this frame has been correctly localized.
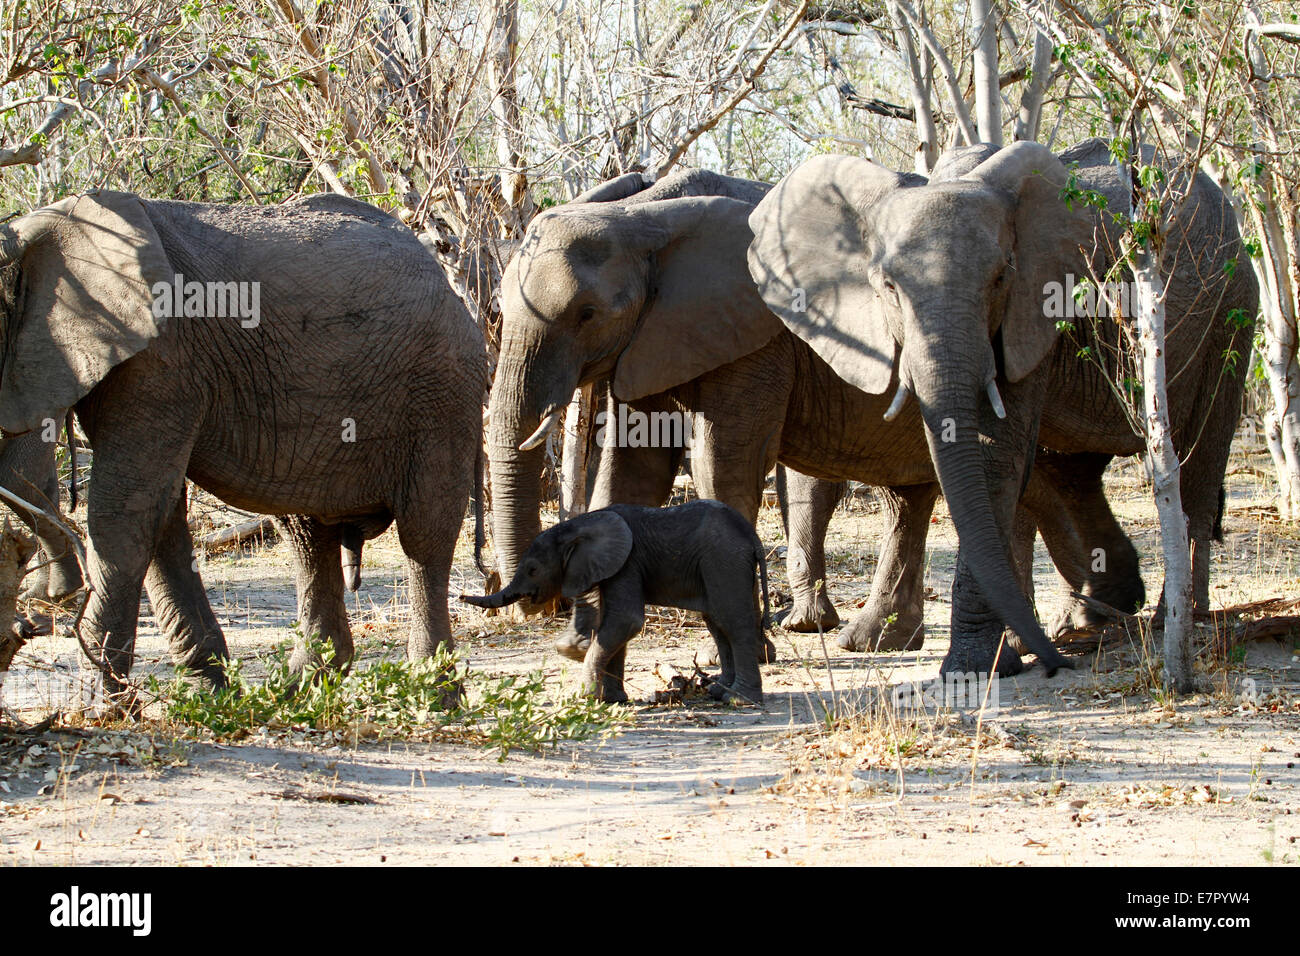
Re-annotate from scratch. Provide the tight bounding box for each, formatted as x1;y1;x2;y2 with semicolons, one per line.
197;516;277;551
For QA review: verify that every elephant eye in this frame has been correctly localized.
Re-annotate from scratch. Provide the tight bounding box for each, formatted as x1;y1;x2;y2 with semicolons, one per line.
881;278;899;300
578;305;597;324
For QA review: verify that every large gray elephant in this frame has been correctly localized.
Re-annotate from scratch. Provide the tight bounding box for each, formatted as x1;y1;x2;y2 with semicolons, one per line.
0;190;485;694
487;164;1145;670
0;427;82;601
748;138;1257;676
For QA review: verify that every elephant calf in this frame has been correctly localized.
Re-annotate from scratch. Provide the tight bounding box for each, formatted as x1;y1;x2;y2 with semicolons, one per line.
462;500;771;705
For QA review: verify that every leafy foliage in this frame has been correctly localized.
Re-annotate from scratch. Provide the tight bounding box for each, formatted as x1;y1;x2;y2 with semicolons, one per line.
150;638;630;761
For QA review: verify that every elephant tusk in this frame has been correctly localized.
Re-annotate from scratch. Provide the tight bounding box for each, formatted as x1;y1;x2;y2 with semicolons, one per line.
882;381;912;422
518;408;563;451
986;380;1007;419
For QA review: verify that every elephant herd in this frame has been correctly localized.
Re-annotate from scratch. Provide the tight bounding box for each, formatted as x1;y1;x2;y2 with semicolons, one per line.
0;136;1256;705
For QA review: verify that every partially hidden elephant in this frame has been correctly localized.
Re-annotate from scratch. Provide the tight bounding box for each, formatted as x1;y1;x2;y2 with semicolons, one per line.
486;163;1148;674
464;500;770;704
0;190;486;694
747;138;1257;676
0;427;83;601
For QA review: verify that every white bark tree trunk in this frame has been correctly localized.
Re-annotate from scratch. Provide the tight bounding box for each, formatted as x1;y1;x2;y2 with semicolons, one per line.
971;0;1002;145
487;0;535;237
559;384;593;521
1131;248;1196;693
889;0;938;172
1014;24;1054;141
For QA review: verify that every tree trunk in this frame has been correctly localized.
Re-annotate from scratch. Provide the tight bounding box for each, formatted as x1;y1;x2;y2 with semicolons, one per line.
486;0;535;237
1131;246;1196;693
559;384;593;520
1014;23;1054;142
971;0;1002;145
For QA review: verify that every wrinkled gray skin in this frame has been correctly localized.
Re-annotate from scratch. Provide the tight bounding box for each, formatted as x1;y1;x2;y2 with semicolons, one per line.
748;139;1256;676
488;163;1144;675
0;429;82;600
0;191;485;695
464;500;770;704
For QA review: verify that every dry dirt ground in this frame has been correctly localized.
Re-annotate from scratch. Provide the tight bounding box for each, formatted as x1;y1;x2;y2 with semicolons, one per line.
1;440;1298;867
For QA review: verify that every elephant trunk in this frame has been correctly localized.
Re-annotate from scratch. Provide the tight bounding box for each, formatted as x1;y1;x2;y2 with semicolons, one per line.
460;581;527;609
486;343;579;608
905;333;1070;676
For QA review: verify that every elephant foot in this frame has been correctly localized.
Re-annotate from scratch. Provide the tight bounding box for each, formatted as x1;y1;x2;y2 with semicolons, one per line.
554;624;592;662
583;681;629;705
1050;587;1145;638
694;636;778;667
777;596;840;633
941;640;1025;679
707;680;762;707
837;610;924;653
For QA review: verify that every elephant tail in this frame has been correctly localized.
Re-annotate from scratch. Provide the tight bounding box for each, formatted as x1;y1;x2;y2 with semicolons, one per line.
473;439;488;579
65;410;78;512
1213;484;1226;542
755;536;771;631
341;524;363;592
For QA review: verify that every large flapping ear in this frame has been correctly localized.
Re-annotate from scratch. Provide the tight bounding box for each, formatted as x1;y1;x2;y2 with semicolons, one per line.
573;173;652;204
559;510;634;598
611;196;784;400
965;142;1093;382
746;155;910;395
0;191;173;433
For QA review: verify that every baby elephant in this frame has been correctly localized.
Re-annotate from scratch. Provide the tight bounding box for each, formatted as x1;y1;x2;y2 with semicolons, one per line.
462;500;771;705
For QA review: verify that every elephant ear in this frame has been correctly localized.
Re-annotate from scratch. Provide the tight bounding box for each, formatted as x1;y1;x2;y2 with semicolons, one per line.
558;510;634;598
0;191;172;433
611;197;784;401
746;155;909;395
966;142;1093;382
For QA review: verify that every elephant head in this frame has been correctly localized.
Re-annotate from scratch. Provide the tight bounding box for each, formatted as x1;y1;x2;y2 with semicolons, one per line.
0;192;173;434
748;141;1089;673
487;188;783;597
462;509;634;609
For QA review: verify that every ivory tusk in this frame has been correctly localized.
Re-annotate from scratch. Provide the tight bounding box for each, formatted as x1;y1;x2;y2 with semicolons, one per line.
882;381;912;422
986;380;1007;419
518;408;563;451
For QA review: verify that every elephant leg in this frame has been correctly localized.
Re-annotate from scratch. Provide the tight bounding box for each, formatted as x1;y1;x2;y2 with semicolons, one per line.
704;613;764;707
703;616;737;689
687;418;780;666
557;424;681;662
1174;396;1241;614
1025;451;1144;636
398;451;469;658
839;483;939;653
1000;504;1040;655
143;496;229;687
276;516;354;673
777;468;844;633
80;474;189;699
581;583;643;704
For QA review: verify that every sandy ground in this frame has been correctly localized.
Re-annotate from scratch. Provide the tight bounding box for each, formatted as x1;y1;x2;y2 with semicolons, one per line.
1;440;1297;866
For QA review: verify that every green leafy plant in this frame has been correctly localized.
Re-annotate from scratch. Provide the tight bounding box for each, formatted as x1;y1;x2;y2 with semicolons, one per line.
149;636;630;760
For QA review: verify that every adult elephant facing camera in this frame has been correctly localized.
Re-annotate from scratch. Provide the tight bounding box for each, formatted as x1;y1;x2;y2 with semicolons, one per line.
0;191;485;694
489;166;1145;670
747;139;1256;676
